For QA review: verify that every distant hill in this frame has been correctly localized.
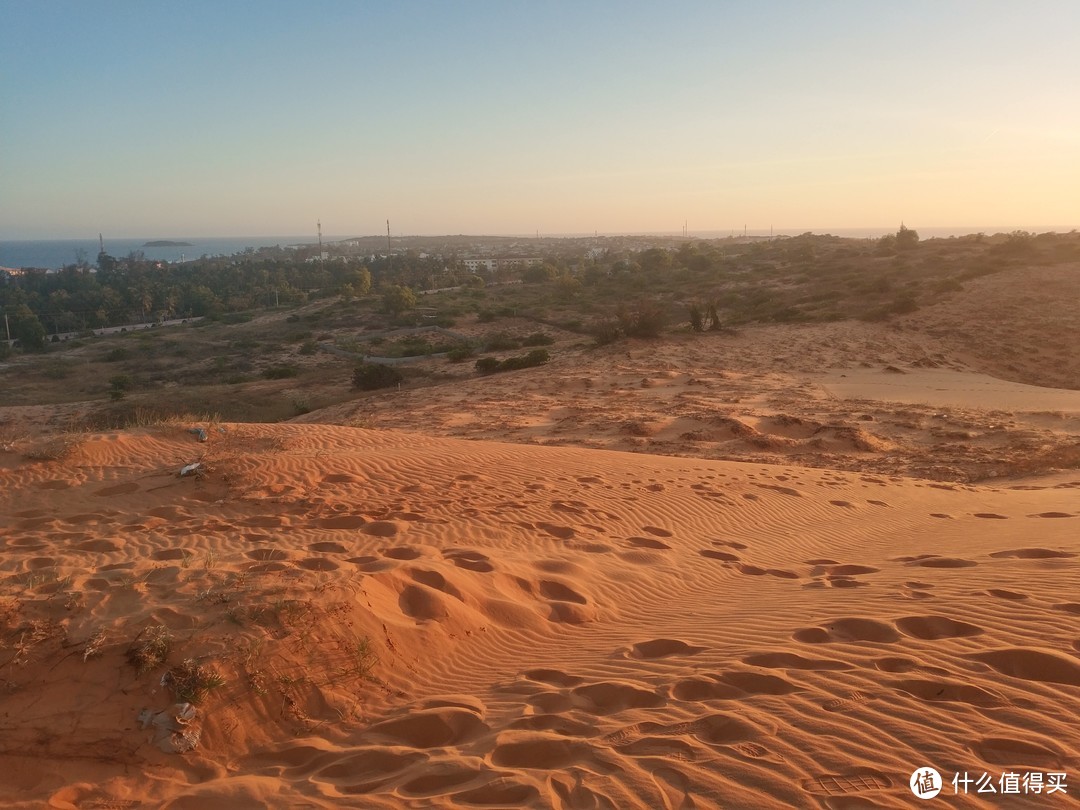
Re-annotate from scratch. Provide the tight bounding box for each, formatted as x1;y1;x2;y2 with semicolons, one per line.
142;240;193;247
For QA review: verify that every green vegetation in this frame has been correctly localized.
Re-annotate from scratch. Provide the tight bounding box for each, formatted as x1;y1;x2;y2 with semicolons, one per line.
475;348;550;375
126;625;172;674
352;362;403;390
163;658;226;704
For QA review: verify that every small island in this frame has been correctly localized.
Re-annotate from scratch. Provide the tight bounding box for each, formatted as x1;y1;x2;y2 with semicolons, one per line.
143;240;193;247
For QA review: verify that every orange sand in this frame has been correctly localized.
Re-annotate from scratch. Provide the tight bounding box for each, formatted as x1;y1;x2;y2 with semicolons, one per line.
1;423;1078;808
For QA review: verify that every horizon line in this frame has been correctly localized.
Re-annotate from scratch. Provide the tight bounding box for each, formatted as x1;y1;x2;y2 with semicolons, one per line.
4;224;1078;243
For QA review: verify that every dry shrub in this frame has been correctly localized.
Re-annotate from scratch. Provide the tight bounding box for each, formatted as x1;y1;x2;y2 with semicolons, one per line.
163;659;225;704
127;625;172;674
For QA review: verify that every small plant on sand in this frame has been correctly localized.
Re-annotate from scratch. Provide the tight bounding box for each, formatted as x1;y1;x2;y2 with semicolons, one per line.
22;432;84;462
126;625;172;674
350;636;378;681
163;658;225;704
83;628;108;662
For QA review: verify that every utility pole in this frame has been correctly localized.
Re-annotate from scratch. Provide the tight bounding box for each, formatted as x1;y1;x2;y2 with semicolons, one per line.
3;312;9;342
317;220;323;257
387;219;391;255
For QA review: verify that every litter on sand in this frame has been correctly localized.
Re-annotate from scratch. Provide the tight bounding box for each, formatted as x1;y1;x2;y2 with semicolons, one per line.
188;427;208;442
179;462;202;477
138;703;200;753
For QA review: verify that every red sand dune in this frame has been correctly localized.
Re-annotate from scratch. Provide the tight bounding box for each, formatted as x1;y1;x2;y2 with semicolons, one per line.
1;423;1078;807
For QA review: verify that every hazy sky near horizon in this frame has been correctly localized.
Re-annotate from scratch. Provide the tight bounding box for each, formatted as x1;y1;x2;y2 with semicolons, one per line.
2;1;1078;239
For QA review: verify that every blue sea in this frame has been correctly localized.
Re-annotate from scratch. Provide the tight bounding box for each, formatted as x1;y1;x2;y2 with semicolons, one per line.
0;236;326;270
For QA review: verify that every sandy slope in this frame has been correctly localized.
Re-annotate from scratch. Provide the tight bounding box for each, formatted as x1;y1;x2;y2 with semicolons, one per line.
303;321;1080;483
1;423;1078;808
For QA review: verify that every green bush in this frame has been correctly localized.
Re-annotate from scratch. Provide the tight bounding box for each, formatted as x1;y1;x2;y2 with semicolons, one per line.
521;331;554;347
500;348;549;371
616;299;666;338
108;373;134;391
589;317;623;346
447;345;475;363
104;347;129;362
475;349;549;375
689;302;705;332
353;362;403;390
484;332;520;351
262;365;299;379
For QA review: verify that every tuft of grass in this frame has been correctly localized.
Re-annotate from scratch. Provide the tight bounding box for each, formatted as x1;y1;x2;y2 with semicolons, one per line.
126;625;172;674
22;432;85;462
83;628;108;662
164;658;225;704
350;636;378;681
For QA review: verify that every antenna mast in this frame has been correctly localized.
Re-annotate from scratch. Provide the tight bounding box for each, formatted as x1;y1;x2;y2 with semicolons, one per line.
386;219;391;255
99;233;105;254
317;220;323;255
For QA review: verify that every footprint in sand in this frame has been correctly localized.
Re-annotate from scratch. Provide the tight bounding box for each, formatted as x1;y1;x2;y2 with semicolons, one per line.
906;555;978;569
320;473;362;484
968;648;1080;686
297;557;339;571
75;539;120;553
442;548;494;573
973;512;1008;519
315;514;368;530
989;548;1076;559
409;569;466;601
891;678;1006;706
699;549;740;561
152;548;190;561
626;536;672;550
382;546;423;560
972;736;1066;769
713;540;749;550
793;617;901;644
536;522;575;540
93;482;140;497
822;691;874;712
346;555;394;572
308;541;347;553
800;773;892;796
1029;511;1075;518
985;588;1028;600
637;526;671;537
741;651;851;671
631;639;707;659
895;615;983;640
755;484;802;497
521;669;583;691
570;681;665;715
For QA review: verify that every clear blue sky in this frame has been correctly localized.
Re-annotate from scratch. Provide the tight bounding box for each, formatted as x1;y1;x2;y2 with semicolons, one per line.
2;1;1078;238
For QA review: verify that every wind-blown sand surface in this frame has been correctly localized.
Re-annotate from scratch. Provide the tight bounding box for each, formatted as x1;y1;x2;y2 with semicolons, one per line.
2;423;1078;808
305;319;1080;483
